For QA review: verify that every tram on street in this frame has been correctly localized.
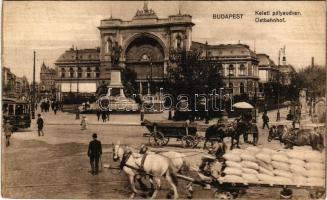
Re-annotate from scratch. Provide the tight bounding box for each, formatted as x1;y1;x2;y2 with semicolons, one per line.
2;97;31;130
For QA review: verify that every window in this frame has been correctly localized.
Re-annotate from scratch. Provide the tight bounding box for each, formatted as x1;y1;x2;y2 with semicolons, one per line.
239;64;245;76
217;64;224;76
61;72;65;78
87;72;91;78
77;67;82;78
248;65;253;76
240;82;245;94
96;73;100;78
228;64;235;76
69;67;74;78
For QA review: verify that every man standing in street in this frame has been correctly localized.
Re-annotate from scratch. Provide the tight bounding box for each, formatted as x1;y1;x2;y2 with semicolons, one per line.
37;114;44;136
3;120;13;147
262;111;269;129
88;133;102;175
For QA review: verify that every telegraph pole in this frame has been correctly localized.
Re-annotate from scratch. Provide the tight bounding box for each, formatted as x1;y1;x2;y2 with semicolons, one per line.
276;48;281;121
75;47;80;120
31;51;36;119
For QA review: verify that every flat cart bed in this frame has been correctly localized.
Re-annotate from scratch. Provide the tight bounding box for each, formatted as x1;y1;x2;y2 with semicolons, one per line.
141;119;200;148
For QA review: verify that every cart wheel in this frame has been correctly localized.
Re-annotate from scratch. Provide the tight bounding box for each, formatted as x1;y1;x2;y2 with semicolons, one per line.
149;131;169;146
214;191;233;200
181;135;194;148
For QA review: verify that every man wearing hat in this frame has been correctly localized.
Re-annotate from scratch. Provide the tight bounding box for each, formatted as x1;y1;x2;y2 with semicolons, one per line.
88;133;102;175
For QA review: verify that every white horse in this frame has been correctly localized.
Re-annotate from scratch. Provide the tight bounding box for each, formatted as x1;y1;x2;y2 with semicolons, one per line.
112;142;179;199
139;144;190;174
139;145;194;198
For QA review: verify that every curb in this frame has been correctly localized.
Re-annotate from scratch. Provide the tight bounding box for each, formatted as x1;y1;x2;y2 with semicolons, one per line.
45;123;142;126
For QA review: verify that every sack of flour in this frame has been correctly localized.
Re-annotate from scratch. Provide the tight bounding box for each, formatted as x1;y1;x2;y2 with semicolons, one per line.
229;149;243;155
223;153;241;162
258;160;274;171
224;167;242;176
257;173;275;183
221;175;244;183
286;151;304;160
304;151;324;163
274;176;293;185
293;176;307;186
273;169;293;179
242;161;259;170
243;167;259;175
272;161;290;171
272;154;289;163
289;158;305;167
259;166;274;176
304;169;325;178
305;162;324;171
290;164;306;175
307;177;325;187
256;153;272;163
246;146;261;154
242;173;259;183
241;153;257;162
262;148;276;155
226;161;242;169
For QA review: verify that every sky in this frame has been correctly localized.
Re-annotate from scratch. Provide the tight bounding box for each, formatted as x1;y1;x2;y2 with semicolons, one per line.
3;1;326;82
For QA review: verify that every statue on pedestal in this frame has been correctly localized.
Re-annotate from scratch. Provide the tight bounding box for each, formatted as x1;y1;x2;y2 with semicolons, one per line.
111;41;122;66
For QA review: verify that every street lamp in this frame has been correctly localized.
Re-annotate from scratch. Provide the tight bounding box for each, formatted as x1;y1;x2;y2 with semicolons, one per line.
31;51;36;119
276;48;282;121
75;47;80;120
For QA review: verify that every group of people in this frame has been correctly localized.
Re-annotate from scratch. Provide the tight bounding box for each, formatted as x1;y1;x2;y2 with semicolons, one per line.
39;99;60;115
96;109;111;122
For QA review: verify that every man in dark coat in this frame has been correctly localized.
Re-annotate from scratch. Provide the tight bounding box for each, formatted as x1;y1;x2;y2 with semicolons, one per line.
262;111;269;129
88;133;102;175
37;114;44;136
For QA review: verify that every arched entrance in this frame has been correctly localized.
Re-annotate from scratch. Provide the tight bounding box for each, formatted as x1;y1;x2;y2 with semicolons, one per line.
124;35;165;94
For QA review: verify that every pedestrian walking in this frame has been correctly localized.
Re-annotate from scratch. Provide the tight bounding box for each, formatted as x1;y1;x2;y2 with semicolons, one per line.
106;110;110;121
87;133;102;175
101;111;107;122
3;120;13;147
81;116;88;130
37;114;44;136
96;109;101;121
262;111;269;129
53;105;58;115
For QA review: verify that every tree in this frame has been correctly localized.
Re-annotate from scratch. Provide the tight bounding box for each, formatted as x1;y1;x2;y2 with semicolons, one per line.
164;49;224;110
291;65;326;98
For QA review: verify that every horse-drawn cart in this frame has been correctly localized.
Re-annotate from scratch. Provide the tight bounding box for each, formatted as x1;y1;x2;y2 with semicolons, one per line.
211;179;325;199
141;119;200;148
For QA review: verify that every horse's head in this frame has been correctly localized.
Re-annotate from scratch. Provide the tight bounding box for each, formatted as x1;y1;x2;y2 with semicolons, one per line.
112;141;124;162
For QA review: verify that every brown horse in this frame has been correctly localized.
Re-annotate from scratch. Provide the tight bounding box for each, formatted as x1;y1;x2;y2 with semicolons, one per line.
204;121;249;150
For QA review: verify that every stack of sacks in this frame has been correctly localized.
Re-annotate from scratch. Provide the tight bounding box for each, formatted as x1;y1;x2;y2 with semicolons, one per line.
221;147;325;187
287;149;325;186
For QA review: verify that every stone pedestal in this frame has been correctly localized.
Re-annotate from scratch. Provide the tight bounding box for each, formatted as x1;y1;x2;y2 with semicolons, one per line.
107;65;125;97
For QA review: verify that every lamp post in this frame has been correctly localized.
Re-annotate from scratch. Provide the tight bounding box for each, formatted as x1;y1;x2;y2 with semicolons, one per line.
31;51;36;119
75;47;80;120
276;48;282;121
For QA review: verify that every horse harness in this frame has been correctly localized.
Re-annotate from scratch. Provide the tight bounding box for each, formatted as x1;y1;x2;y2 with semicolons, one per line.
120;151;149;176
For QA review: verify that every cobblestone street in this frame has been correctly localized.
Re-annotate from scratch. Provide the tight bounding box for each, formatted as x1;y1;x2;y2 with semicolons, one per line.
2;108;312;199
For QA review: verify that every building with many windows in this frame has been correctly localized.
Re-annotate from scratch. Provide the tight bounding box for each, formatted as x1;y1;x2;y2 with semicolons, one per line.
192;42;259;95
257;53;279;84
54;47;101;101
2;67;30;99
278;64;296;85
40;62;56;98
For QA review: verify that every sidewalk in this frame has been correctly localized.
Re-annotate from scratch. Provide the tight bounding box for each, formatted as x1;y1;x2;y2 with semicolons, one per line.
34;110;169;126
34;107;290;127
